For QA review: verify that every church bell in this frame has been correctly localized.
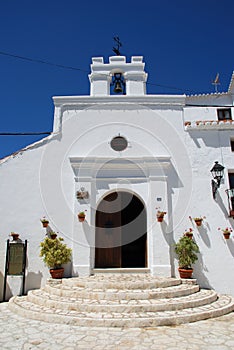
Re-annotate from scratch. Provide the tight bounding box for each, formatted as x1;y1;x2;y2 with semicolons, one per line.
114;81;123;93
113;73;124;94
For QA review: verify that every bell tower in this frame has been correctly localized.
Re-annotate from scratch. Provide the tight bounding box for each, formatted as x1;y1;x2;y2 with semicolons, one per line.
89;56;148;96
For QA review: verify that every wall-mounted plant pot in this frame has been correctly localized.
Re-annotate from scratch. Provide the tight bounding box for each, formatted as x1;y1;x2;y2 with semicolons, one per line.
178;268;193;279
78;215;85;222
157;216;164;222
11;233;19;241
50;233;57;239
49;267;64;279
223;232;231;239
185;233;193;239
194;219;202;226
41;221;49;228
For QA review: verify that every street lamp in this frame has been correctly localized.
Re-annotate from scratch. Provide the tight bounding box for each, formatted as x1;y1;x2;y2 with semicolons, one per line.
210;161;225;199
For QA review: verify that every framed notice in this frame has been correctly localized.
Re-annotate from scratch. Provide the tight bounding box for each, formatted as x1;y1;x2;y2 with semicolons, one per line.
3;239;27;301
8;243;25;275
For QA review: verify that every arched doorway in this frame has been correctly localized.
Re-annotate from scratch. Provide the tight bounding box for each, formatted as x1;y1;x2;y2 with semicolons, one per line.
95;191;147;268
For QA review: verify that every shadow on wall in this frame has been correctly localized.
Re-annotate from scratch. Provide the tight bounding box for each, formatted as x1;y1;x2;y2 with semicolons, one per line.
25;271;43;292
187;130;232;148
196;225;211;248
226;238;234;257
216;192;230;218
193;252;213;290
160;221;176;277
0;271;12;302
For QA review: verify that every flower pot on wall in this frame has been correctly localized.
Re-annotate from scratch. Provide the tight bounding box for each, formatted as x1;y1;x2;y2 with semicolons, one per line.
185;232;193;239
156;211;166;222
157;216;164;222
11;233;19;241
40;218;49;227
78;215;85;222
194;219;202;227
223;232;231;239
178;268;193;279
49;267;64;279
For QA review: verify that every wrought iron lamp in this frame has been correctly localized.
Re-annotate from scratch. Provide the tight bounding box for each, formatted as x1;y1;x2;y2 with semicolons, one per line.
210;161;225;199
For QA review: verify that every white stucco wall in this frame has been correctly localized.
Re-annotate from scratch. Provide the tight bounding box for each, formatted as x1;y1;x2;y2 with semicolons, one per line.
1;56;234;299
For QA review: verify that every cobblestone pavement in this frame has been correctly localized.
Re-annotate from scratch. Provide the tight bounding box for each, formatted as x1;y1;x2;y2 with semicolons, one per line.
0;302;234;349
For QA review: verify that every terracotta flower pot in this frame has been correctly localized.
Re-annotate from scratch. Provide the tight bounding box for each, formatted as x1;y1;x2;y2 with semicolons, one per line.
50;233;57;239
157;216;164;222
49;267;64;279
223;232;231;239
78;215;85;222
11;233;19;241
194;219;202;226
42;221;49;228
185;232;193;239
178;267;193;279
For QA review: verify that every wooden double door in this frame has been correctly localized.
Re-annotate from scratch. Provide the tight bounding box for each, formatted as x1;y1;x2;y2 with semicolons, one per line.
95;191;147;268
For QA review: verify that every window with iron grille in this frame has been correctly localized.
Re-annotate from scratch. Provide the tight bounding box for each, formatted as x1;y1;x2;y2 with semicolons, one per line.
217;108;232;120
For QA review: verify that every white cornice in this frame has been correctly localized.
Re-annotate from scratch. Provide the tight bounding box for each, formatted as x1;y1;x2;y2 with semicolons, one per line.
53;95;186;108
69;156;171;178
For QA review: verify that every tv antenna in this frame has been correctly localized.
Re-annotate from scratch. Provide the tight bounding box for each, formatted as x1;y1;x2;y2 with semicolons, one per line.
113;36;122;56
212;73;220;93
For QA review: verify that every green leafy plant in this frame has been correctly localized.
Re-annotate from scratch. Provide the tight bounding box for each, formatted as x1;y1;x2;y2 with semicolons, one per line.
40;236;72;269
189;215;206;221
218;227;233;234
40;216;49;223
156;208;166;217
174;236;199;269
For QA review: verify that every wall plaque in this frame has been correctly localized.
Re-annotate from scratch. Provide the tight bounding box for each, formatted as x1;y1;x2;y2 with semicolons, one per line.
8;243;25;275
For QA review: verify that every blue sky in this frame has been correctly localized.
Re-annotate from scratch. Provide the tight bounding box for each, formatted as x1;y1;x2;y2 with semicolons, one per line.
0;0;234;158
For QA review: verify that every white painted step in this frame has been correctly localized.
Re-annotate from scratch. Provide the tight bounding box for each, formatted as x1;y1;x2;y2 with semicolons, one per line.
27;288;218;313
9;294;234;327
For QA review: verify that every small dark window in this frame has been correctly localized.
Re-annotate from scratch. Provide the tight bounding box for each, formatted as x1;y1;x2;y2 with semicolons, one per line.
228;173;234;212
229;173;234;189
217;108;232;121
231;139;234;152
110;136;128;151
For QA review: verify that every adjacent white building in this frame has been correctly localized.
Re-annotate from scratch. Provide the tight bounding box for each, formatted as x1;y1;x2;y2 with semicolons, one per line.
1;55;234;300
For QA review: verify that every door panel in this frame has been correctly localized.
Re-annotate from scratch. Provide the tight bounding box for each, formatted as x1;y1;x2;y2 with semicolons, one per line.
95;193;121;267
95;191;147;268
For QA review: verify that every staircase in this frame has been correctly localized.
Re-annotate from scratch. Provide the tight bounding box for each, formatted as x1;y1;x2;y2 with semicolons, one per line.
9;273;234;327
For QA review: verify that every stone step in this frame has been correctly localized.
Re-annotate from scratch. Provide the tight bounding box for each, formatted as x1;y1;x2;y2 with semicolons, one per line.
9;294;234;327
62;274;182;290
27;288;218;313
44;282;200;300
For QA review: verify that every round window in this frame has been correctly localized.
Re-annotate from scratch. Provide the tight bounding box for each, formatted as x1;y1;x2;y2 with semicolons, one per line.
110;136;128;152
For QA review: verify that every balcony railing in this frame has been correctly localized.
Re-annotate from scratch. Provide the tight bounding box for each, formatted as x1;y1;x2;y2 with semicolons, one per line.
185;120;234;130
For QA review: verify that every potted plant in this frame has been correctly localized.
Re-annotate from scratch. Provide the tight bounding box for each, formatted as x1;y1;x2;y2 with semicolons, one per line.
218;227;233;239
40;236;72;279
174;235;199;279
78;210;86;222
10;232;20;241
49;231;58;239
156;208;167;222
40;217;49;228
184;228;193;239
190;216;205;227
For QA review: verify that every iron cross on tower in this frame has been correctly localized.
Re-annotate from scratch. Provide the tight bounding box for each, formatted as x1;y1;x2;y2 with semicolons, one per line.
113;36;122;56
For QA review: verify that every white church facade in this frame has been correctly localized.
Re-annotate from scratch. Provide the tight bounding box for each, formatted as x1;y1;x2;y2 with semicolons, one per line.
1;55;234;300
